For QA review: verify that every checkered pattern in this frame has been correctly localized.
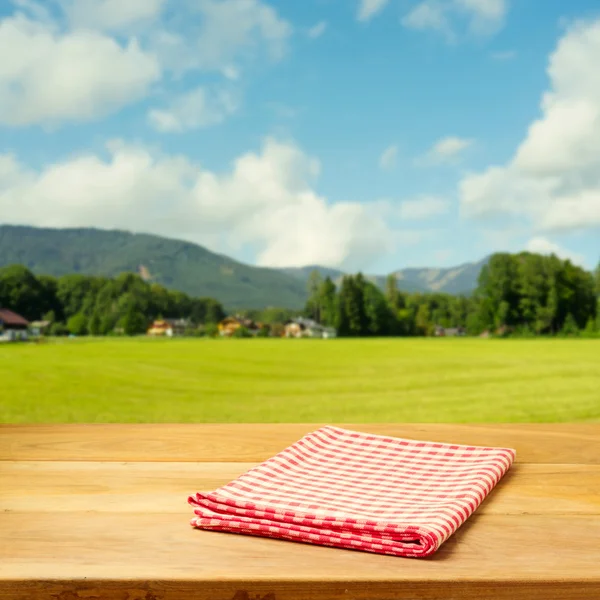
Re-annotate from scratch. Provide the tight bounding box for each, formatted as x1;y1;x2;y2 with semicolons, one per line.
188;426;516;558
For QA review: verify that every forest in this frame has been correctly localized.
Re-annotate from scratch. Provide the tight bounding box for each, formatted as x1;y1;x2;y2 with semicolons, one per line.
299;252;600;337
0;251;599;337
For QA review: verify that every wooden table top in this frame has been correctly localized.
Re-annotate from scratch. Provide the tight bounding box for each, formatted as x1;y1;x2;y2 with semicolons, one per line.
1;423;599;600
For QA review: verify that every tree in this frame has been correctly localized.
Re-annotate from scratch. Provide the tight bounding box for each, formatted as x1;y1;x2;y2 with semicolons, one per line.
88;312;102;336
99;312;117;336
319;277;337;327
43;310;57;324
385;274;400;309
336;275;368;336
232;326;252;338
363;282;393;336
475;254;520;328
561;313;579;336
37;275;62;320
206;299;226;324
48;322;69;336
255;307;295;325
122;304;148;336
0;265;46;320
67;312;88;336
257;325;270;337
396;308;414;336
56;274;104;319
305;270;323;322
415;304;431;336
595;261;600;297
583;318;598;337
204;323;219;338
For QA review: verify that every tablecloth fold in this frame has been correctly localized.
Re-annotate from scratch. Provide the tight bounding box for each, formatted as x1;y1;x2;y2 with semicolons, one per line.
188;426;515;558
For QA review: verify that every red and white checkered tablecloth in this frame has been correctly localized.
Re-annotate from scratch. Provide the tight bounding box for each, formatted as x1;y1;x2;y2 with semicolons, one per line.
188;426;516;558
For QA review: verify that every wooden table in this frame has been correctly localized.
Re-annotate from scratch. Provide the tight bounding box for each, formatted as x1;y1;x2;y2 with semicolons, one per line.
1;424;599;600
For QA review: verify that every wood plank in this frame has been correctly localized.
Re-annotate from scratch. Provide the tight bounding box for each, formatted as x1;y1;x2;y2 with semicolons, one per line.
0;580;595;600
2;461;600;516
0;512;599;600
2;423;600;463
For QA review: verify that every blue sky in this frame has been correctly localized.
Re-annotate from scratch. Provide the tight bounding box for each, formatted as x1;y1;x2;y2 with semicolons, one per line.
0;0;599;275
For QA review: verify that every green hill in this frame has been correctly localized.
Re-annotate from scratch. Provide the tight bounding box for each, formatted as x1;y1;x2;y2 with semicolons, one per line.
0;225;308;309
0;225;487;308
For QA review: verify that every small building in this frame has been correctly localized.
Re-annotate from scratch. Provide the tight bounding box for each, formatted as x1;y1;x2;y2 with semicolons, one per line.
284;317;337;339
29;320;51;337
147;318;190;337
0;309;30;342
434;325;466;337
221;316;258;336
218;316;259;337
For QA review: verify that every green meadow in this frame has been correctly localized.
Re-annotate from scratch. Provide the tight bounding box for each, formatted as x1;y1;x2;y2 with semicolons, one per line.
1;337;599;423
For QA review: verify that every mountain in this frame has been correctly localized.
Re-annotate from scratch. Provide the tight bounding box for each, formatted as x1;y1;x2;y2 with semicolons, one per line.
0;225;488;309
0;225;308;310
391;258;490;294
284;259;489;296
279;265;346;283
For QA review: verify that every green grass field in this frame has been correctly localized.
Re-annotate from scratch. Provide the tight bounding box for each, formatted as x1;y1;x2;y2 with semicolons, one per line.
1;337;599;423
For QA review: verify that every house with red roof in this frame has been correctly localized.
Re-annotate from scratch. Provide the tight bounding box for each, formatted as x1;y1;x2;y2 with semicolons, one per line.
0;309;30;342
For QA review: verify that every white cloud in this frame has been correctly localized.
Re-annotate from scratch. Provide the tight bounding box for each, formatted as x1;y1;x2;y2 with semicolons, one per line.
402;0;507;40
307;21;327;39
0;0;291;129
59;0;166;32
459;18;600;234
419;136;474;165
379;145;398;170
221;65;240;80
0;139;406;270
10;0;54;24
357;0;390;22
525;237;586;267
454;0;506;35
432;136;473;158
398;195;450;220
148;86;239;133
402;2;453;40
0;15;160;127
152;0;292;75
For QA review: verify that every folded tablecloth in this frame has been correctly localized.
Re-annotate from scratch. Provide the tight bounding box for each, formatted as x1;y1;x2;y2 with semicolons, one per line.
188;426;516;558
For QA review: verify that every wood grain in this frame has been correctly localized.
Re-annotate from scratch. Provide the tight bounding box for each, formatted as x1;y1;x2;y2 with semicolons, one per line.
2;424;599;600
2;461;600;516
2;423;600;463
1;512;600;581
0;580;597;600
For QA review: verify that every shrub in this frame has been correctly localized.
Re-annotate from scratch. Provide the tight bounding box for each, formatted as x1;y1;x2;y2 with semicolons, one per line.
232;326;252;338
67;313;88;336
48;322;69;337
204;323;219;338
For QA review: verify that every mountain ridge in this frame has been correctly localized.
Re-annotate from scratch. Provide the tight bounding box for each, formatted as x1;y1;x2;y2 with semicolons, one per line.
0;225;487;308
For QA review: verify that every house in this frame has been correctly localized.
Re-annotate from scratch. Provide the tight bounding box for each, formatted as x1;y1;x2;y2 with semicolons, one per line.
29;320;51;337
0;309;30;342
218;316;259;337
434;325;466;337
284;317;337;339
147;318;190;337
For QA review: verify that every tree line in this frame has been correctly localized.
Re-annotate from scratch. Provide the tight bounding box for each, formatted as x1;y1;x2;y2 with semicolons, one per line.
0;251;598;338
0;265;225;336
303;252;600;337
